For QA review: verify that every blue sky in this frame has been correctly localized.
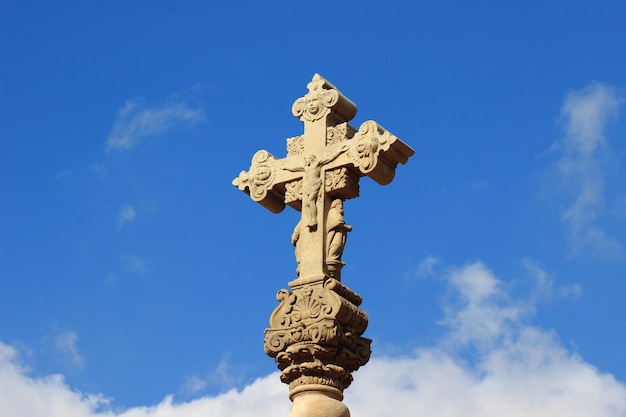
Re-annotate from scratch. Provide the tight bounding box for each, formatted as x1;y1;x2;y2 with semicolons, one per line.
1;2;626;416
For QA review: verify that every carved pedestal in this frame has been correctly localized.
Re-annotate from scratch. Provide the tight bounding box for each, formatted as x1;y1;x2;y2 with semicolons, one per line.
264;277;371;417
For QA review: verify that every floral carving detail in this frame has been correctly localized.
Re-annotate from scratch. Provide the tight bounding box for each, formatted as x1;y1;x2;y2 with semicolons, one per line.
285;179;302;205
326;122;355;146
286;136;304;156
325;168;348;193
324;168;359;201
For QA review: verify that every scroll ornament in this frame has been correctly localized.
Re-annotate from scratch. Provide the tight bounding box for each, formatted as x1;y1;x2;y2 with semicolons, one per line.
264;280;371;391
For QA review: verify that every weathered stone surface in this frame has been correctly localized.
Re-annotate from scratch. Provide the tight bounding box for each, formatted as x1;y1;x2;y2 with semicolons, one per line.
233;74;413;417
264;278;370;392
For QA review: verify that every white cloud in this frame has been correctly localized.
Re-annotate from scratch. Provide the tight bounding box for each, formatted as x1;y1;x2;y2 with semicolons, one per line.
440;262;530;349
106;98;205;152
0;343;107;417
348;328;626;416
2;262;625;416
116;205;136;231
553;82;623;254
116;376;289;417
0;345;288;417
352;261;626;416
560;83;621;156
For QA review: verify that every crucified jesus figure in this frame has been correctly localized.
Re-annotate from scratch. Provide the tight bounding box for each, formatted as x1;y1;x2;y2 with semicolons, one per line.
284;144;348;230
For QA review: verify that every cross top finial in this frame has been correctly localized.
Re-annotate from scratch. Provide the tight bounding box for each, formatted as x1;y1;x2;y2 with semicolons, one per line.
292;74;357;123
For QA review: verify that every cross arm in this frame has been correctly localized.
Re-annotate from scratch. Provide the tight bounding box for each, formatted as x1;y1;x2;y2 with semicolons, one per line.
351;120;414;184
232;150;303;213
325;120;414;187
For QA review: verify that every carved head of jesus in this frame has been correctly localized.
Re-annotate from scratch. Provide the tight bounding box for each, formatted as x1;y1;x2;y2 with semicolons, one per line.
304;155;317;167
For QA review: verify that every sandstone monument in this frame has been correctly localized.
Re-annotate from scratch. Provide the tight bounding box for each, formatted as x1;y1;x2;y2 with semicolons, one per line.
233;74;413;417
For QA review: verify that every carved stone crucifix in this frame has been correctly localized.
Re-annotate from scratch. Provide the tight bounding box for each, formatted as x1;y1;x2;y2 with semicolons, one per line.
233;74;413;417
233;74;414;284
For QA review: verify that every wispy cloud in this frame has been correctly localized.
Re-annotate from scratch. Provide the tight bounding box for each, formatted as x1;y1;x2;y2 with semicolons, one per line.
179;375;208;396
405;255;441;282
53;331;83;369
552;82;623;255
121;255;149;276
179;355;246;397
91;163;108;180
521;258;582;301
2;261;625;416
106;97;205;152
55;169;74;182
43;325;84;370
116;205;136;231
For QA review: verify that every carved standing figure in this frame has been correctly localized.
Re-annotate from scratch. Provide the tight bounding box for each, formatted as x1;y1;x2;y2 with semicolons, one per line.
291;220;303;276
326;199;352;264
283;144;348;230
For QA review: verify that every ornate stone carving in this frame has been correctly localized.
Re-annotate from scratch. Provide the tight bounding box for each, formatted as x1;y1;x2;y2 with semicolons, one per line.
233;74;413;417
351;120;414;186
232;74;412;237
285;179;302;209
326;122;355;146
287;135;304;157
232;150;283;213
292;76;339;122
324;167;359;200
265;279;371;394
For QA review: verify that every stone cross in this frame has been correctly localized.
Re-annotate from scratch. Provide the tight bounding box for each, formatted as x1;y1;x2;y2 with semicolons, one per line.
233;74;413;417
234;74;414;284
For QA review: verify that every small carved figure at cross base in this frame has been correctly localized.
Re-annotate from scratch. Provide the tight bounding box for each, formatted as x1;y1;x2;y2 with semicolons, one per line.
326;199;351;279
233;74;413;417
